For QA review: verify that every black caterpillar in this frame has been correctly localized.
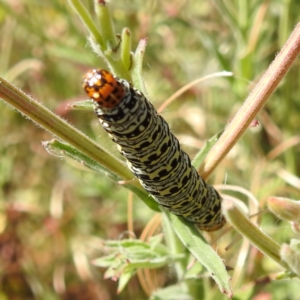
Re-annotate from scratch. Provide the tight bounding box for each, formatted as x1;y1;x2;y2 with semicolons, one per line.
83;69;225;231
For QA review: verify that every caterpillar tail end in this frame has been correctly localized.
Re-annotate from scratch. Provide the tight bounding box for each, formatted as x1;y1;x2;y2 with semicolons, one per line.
197;216;226;232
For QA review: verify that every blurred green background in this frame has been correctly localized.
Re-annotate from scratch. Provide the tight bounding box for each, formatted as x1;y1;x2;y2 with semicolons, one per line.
0;0;300;299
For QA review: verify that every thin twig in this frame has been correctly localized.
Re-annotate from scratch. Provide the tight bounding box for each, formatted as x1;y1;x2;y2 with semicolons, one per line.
200;22;300;179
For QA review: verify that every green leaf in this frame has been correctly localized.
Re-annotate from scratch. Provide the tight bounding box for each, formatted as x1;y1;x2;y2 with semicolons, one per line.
93;254;118;268
67;99;94;111
164;210;232;297
150;284;194;300
124;256;174;270
44;139;120;180
192;130;224;170
43;139;160;212
105;239;152;248
94;236;185;294
184;261;204;280
117;269;135;294
280;239;300;277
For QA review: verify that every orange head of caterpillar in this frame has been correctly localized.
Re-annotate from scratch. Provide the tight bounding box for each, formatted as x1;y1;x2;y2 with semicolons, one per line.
83;69;125;109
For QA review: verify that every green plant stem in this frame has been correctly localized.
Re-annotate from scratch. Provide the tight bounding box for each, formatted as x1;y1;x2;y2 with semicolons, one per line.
121;28;132;71
0;76;135;183
200;22;300;180
68;0;105;49
165;210;232;296
69;0;130;80
161;210;187;281
97;20;132;80
223;199;289;270
95;0;117;48
161;211;196;298
0;77;160;210
131;39;148;97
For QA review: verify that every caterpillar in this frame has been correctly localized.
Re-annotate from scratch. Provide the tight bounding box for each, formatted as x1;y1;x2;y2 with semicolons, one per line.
83;69;225;231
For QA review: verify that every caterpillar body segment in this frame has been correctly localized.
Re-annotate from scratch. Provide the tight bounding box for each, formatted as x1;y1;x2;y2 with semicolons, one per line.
83;69;225;231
